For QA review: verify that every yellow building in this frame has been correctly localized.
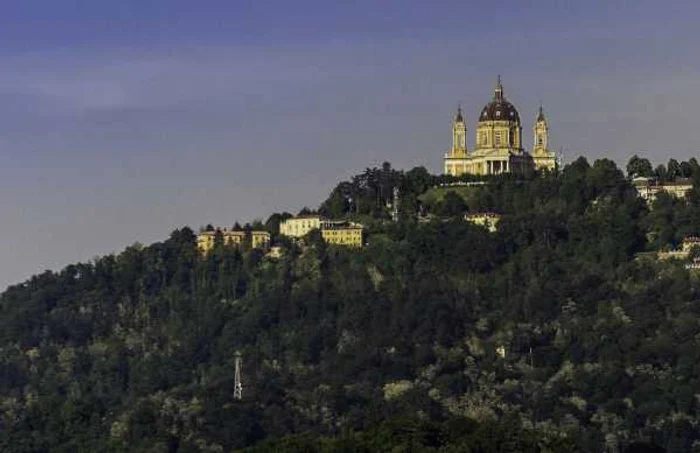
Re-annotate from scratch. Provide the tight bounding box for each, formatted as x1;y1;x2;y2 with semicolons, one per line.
321;222;363;247
656;236;700;261
197;228;245;253
251;231;271;250
197;227;270;254
465;212;501;233
197;231;216;253
682;236;700;253
632;176;693;203
265;246;283;259
444;77;557;176
279;215;364;247
279;215;323;238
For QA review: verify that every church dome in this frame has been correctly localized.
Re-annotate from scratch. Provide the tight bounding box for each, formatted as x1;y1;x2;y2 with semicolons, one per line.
479;99;520;122
478;76;520;123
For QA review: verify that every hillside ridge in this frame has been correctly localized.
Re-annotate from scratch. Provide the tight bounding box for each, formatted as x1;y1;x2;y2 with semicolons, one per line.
2;157;699;452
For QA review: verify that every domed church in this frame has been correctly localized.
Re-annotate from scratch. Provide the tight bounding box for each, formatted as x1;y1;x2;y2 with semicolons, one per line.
443;76;557;176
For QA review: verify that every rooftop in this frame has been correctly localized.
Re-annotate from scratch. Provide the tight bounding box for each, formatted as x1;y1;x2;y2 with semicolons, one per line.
289;214;324;220
322;221;363;230
466;211;501;218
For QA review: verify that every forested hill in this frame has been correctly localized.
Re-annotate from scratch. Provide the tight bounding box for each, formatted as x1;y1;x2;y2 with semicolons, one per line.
2;156;700;452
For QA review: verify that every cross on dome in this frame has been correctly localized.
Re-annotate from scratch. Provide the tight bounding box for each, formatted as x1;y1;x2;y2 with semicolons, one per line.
455;105;464;122
494;75;504;100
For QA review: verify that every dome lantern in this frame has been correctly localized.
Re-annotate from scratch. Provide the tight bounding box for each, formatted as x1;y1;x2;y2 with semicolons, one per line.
494;75;504;101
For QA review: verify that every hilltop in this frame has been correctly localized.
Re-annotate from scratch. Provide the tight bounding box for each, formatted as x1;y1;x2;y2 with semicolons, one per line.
2;157;700;452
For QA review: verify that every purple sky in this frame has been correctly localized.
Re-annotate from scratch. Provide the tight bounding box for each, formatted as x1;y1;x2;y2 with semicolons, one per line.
1;0;699;289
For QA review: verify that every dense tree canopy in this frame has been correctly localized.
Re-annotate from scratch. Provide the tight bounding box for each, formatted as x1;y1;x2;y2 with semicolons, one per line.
627;155;653;178
1;157;699;452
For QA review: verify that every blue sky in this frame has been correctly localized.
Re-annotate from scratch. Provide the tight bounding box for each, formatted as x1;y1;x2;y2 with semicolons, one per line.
1;0;699;288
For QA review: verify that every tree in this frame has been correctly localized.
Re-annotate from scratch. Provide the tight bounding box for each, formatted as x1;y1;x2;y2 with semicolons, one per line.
265;212;292;235
654;164;668;182
688;245;700;261
213;228;225;247
626;155;653;178
437;191;468;217
298;206;314;215
688;157;700;176
667;158;681;181
680;161;693;178
320;183;354;218
588;158;627;198
404;166;432;195
4;156;700;452
623;441;665;452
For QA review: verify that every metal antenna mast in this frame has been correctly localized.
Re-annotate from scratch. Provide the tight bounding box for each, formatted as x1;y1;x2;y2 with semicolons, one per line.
234;351;243;400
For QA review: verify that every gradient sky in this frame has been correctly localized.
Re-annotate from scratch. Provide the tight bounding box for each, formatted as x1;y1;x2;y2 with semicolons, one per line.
1;0;699;289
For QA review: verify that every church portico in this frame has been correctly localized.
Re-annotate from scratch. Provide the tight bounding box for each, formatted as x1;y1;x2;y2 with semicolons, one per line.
487;160;499;174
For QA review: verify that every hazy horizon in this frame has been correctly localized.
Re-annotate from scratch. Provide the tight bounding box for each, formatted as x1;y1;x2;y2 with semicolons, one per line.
1;0;700;289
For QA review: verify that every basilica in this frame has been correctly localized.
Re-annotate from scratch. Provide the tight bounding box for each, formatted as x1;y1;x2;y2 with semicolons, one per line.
443;77;557;176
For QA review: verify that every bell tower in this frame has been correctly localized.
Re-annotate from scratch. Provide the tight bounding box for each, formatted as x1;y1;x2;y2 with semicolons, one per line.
532;106;549;156
531;106;556;171
451;106;467;157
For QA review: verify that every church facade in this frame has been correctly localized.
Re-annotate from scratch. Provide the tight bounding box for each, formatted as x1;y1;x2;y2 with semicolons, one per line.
443;77;557;176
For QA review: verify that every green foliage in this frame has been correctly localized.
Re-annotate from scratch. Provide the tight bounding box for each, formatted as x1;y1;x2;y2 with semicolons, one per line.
240;415;577;452
2;158;700;452
635;156;700;183
627;155;653;178
436;191;468;217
